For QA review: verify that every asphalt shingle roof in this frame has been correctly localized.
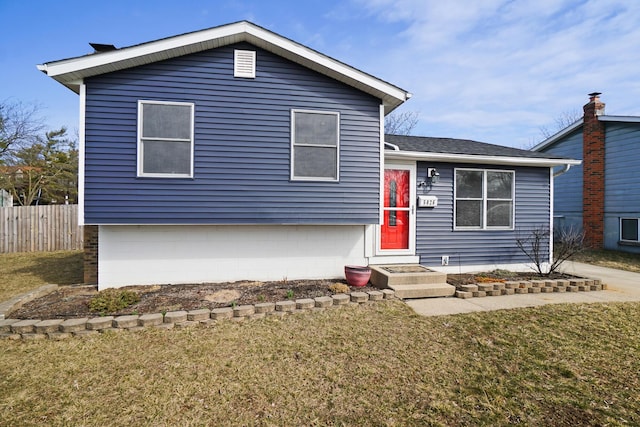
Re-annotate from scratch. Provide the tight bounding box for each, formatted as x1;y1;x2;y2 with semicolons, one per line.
384;134;569;160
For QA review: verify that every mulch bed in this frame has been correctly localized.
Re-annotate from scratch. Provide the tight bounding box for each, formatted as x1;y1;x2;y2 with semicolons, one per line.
9;279;378;320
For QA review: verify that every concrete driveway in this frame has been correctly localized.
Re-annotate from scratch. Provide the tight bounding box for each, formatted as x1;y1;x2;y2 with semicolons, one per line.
406;261;640;317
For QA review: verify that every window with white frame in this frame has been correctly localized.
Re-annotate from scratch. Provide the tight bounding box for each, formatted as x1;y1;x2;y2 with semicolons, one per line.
138;100;194;177
620;218;639;242
291;110;339;181
455;169;514;229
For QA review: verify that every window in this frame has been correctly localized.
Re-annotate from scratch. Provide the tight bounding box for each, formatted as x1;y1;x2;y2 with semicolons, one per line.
291;110;339;181
138;101;194;177
620;218;639;242
455;169;514;229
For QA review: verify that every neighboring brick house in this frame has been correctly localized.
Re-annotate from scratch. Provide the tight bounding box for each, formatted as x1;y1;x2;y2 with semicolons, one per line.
38;21;579;289
534;93;640;254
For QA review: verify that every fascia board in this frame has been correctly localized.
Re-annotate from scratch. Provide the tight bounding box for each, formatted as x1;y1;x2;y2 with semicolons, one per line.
384;150;582;167
597;115;640;123
38;21;410;108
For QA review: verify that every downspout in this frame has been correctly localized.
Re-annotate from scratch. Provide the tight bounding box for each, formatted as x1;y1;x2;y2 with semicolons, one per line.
553;163;572;177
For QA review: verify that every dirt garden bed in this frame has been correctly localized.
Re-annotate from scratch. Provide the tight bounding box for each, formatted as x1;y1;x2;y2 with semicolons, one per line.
7;269;580;320
9;279;378;320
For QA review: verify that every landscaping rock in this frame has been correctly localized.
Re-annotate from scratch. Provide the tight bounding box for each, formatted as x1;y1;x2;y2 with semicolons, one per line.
34;319;64;334
164;311;188;323
10;319;41;334
350;292;368;304
254;302;275;314
275;301;296;312
210;307;233;320
138;313;163;327
60;318;89;333
187;309;211;322
113;315;139;328
295;299;315;310
367;290;384;301
331;294;350;305
314;296;334;308
86;316;114;330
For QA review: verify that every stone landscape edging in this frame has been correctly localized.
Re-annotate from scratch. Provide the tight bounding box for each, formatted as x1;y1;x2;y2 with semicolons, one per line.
0;276;607;341
0;289;396;341
453;277;605;298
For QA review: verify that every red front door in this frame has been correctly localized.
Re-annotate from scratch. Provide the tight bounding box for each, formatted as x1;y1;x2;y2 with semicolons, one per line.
381;169;410;250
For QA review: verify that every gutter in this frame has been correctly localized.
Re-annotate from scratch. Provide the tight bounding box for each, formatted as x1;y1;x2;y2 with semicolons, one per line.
384;149;582;168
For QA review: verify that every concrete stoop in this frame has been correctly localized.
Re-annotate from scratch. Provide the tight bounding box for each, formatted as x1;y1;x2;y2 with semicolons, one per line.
369;264;455;299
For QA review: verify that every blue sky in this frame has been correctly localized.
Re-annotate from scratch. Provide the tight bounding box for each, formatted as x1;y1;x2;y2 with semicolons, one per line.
2;0;639;148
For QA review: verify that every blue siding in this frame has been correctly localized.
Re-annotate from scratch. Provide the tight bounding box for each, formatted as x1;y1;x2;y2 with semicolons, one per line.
604;122;640;252
416;163;550;267
84;42;381;224
538;129;583;232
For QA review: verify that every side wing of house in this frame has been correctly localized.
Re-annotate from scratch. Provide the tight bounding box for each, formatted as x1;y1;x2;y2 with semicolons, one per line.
602;121;640;252
537;128;584;233
414;162;552;269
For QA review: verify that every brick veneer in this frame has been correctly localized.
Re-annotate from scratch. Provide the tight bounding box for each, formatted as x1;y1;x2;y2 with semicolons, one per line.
582;93;606;249
83;225;99;285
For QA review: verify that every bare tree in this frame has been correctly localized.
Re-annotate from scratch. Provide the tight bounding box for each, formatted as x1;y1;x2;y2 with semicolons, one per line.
0;100;43;159
385;111;419;135
539;109;582;140
515;225;585;276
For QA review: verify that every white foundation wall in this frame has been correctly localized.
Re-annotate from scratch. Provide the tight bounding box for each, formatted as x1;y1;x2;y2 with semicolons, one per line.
98;224;368;289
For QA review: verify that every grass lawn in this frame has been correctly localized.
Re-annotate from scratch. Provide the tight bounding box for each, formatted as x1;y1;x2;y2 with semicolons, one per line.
0;251;83;302
571;249;640;273
1;301;639;425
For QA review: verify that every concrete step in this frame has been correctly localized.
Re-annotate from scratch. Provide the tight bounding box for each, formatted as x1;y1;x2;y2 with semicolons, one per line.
389;283;456;299
370;265;447;287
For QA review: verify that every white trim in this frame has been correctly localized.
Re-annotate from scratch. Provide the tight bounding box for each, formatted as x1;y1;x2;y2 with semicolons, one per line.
137;100;195;178
549;167;554;265
597;115;640;123
379;104;385;225
385;149;581;167
377;162;416;256
290;109;340;182
368;255;420;265
37;21;410;113
78;82;86;226
454;168;515;231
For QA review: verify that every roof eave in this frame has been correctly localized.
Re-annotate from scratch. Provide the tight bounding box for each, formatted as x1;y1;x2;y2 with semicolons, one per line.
37;21;410;110
384;150;582;167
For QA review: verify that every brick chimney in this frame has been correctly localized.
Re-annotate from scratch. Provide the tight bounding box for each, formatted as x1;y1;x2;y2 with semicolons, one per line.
582;92;606;248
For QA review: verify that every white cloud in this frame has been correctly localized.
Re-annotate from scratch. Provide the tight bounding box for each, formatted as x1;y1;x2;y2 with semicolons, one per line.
349;0;640;146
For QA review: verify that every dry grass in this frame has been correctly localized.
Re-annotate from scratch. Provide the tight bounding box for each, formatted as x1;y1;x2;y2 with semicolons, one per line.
1;301;639;426
0;251;83;302
571;249;640;273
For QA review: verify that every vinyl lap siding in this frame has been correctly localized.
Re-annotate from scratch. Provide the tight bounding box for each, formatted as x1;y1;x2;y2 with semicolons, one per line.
415;163;550;267
603;122;640;251
84;42;381;224
538;129;583;231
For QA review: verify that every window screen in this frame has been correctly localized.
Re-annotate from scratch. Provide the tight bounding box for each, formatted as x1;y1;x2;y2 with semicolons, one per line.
138;101;194;177
291;110;339;180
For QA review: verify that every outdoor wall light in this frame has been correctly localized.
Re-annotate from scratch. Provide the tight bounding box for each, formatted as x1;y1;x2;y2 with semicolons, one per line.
417;168;440;188
427;168;440;184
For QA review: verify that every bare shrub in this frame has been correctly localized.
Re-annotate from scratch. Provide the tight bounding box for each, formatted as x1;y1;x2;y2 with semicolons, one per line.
516;225;585;276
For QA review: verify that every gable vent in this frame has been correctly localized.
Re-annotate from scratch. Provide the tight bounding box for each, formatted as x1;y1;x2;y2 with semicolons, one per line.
234;49;256;78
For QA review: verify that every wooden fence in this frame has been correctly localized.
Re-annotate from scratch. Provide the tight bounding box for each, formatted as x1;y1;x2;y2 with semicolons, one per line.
0;205;83;253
